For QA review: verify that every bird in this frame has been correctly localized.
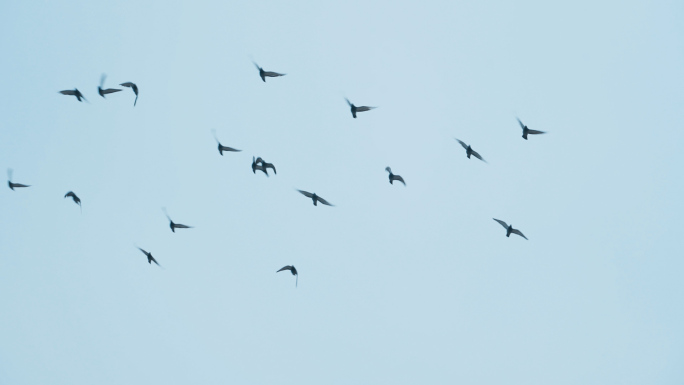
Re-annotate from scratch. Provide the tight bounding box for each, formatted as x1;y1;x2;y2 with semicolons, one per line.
98;74;122;98
212;130;241;155
277;265;298;287
137;247;161;267
345;98;376;118
59;88;87;102
7;169;30;190
454;139;487;162
252;156;269;176
64;191;81;212
517;118;546;140
492;218;528;240
255;157;276;175
385;167;406;186
297;190;333;206
252;62;285;82
163;208;193;232
120;82;139;106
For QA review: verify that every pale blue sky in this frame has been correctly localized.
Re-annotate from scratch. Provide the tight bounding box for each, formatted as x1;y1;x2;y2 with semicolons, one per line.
1;1;683;384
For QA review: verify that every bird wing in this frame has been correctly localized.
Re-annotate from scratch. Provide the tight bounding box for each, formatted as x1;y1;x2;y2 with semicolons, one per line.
511;229;528;240
454;138;468;150
59;90;77;95
393;175;406;186
277;265;293;273
120;82;134;88
264;163;276;173
100;88;122;94
471;150;486;162
173;224;193;229
317;197;334;206
12;183;30;188
252;61;262;71
298;190;313;198
517;117;525;129
263;71;285;77
137;247;149;255
65;191;75;198
162;207;172;222
385;166;392;173
221;146;241;152
493;218;508;229
527;129;546;135
356;106;375;112
150;255;161;266
345;98;353;107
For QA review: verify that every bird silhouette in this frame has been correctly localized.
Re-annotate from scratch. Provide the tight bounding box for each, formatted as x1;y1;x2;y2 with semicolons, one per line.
253;62;285;82
212;130;241;155
455;139;487;162
120;82;139;106
59;88;87;102
64;191;81;212
277;265;298;287
137;247;161;267
163;208;193;232
297;190;333;206
7;169;30;190
98;74;122;98
252;156;269;176
385;167;406;186
345;98;376;118
255;157;276;175
493;218;528;240
517;118;546;140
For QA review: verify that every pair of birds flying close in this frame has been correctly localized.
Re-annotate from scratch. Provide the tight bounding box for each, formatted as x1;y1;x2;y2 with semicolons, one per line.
252;157;277;176
59;74;138;106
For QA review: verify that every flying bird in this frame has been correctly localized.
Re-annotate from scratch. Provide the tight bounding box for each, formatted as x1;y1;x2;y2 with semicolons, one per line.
493;218;528;240
212;130;241;155
255;157;276;175
252;157;269;176
454;139;487;162
297;190;333;206
345;98;376;118
7;169;30;190
64;191;81;212
98;74;122;98
59;88;87;102
163;208;193;232
517;118;546;140
252;62;286;82
385;167;406;186
120;82;139;106
277;265;298;287
137;247;161;267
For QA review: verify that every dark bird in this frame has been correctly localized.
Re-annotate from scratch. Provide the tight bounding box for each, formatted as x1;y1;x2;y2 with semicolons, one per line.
64;191;81;212
517;118;546;140
137;247;161;267
98;74;122;98
7;169;30;190
345;98;376;118
120;82;139;106
163;208;193;233
252;156;269;176
493;218;528;240
252;62;285;82
297;190;333;206
277;265;298;287
212;129;241;155
255;157;276;175
59;88;87;102
385;167;406;186
455;139;487;162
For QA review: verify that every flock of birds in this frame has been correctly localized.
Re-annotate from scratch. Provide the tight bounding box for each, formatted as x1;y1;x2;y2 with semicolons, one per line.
8;62;547;288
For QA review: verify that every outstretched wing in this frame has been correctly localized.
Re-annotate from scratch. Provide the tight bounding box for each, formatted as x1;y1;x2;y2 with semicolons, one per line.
65;191;75;198
511;229;528;240
493;218;508;229
150;255;161;266
454;138;468;150
471;150;486;163
263;71;285;77
317;197;334;206
345;98;353;107
162;207;172;222
517;117;526;129
221;146;241;152
393;175;406;186
356;106;375;112
252;61;262;71
277;265;293;273
100;88;122;95
298;190;313;198
137;247;149;256
173;224;193;229
527;129;545;135
120;82;134;88
59;90;77;96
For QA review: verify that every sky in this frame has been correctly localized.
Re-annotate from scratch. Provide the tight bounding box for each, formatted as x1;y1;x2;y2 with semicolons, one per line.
0;0;683;384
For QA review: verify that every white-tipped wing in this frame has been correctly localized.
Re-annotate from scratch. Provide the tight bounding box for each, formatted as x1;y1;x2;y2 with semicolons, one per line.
298;190;313;198
454;138;468;150
511;229;528;240
493;218;508;229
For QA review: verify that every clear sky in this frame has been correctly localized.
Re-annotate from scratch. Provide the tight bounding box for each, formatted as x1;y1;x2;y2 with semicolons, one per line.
1;1;682;384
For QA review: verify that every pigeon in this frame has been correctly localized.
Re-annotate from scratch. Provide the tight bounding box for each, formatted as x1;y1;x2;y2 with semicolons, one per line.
212;130;241;155
120;82;139;106
517;118;546;140
7;169;30;190
59;88;87;102
98;74;122;98
297;190;333;206
277;265;298;287
454;139;487;162
493;218;528;240
345;98;376;118
255;157;276;175
163;208;193;233
253;62;285;82
64;191;81;212
385;167;406;186
252;156;269;176
137;247;161;267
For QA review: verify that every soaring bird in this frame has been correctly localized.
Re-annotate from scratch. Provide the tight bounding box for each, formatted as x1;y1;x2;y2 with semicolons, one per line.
277;265;298;287
59;88;87;102
455;139;487;162
385;167;406;186
163;208;193;233
7;169;30;190
297;190;333;206
98;74;122;98
252;62;285;82
493;218;528;240
137;247;161;267
212;130;241;155
345;98;376;118
120;82;139;106
517;118;546;140
252;156;269;176
64;191;81;212
255;157;276;175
